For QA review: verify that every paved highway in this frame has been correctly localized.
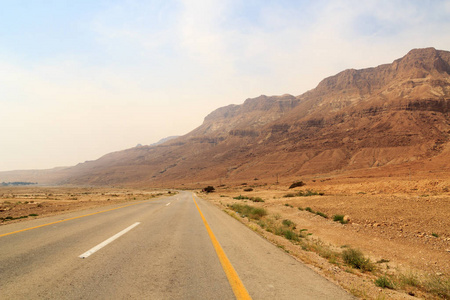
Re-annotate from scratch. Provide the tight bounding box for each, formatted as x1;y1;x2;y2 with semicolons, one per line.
0;191;353;299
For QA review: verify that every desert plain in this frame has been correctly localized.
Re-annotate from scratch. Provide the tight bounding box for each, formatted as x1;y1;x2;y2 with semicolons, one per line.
199;172;450;299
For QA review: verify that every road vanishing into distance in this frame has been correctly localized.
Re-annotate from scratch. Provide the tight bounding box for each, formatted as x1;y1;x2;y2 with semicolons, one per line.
0;191;353;299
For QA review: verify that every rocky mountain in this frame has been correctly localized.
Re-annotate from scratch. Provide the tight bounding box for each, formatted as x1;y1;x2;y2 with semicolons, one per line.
2;47;449;186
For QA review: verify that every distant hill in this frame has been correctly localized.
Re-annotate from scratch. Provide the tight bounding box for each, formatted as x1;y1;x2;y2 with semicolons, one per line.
150;136;180;146
2;47;449;186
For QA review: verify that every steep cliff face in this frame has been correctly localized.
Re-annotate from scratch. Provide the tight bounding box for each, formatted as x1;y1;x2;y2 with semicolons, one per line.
189;94;300;137
3;48;449;186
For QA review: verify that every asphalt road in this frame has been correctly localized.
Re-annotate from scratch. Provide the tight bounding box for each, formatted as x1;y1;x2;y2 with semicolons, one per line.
0;191;353;299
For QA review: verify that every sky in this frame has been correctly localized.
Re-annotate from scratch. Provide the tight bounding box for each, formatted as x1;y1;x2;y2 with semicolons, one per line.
1;0;450;171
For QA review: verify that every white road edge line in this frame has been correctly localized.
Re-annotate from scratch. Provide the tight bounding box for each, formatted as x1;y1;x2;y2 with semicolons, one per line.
79;222;141;259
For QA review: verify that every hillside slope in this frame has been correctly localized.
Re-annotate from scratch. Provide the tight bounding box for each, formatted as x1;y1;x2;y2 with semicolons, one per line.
2;47;449;186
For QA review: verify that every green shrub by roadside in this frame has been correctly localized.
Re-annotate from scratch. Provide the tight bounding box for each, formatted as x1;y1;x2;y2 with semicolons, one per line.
305;207;314;213
282;219;296;228
315;211;328;218
228;203;267;220
289;181;306;189
333;214;348;224
283;190;324;198
342;248;375;272
233;195;264;202
422;274;450;299
375;276;394;289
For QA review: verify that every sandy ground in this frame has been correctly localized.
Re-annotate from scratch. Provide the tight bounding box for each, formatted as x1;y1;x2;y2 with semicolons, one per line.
0;187;170;223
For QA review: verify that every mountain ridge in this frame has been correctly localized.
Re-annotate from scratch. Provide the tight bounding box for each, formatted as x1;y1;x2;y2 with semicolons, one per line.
2;47;449;186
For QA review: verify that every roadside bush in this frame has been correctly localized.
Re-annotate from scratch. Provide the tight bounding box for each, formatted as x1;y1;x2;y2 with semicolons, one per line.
283;193;296;198
299;190;324;196
315;211;328;219
423;274;450;299
273;226;299;241
333;214;348;224
342;248;374;272
282;229;299;241
233;195;264;202
289;181;306;189
229;203;267;220
203;186;215;193
282;219;296;228
283;190;324;197
375;276;394;289
243;188;254;192
250;197;264;202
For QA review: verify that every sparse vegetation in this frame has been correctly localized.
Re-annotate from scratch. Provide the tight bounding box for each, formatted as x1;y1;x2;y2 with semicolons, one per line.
305;207;314;213
422;274;450;299
233;195;264;202
289;181;306;189
283;193;296;198
342;248;374;272
208;176;449;300
243;188;254;192
280;228;299;241
255;214;310;242
282;219;296;228
397;271;420;288
283;190;324;197
1;215;30;222
333;214;348;224
251;197;264;202
304;239;338;261
375;276;394;289
203;186;215;193
228;203;267;220
315;211;328;218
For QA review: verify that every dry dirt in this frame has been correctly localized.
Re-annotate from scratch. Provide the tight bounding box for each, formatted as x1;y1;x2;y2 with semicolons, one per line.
201;175;450;299
0;186;170;223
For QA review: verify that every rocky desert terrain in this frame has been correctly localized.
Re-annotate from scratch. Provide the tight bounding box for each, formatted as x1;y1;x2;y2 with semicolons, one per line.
0;187;170;223
202;174;450;299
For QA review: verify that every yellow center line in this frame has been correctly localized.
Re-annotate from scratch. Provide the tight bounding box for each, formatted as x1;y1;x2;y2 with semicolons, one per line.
0;200;151;238
192;194;252;300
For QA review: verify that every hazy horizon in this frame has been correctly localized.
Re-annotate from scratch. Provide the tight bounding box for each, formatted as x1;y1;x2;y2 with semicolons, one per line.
2;0;450;171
